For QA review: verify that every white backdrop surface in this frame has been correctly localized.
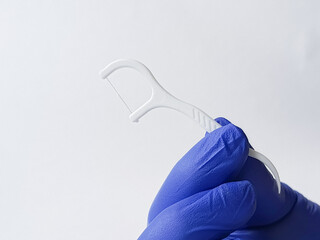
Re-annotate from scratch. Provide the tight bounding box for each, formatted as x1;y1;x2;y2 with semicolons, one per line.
1;1;320;239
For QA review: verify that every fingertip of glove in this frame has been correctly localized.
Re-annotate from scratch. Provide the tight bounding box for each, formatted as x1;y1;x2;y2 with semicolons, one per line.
219;180;256;206
205;123;248;153
215;181;257;227
215;117;232;126
205;117;231;137
235;180;257;224
237;180;257;207
197;124;249;182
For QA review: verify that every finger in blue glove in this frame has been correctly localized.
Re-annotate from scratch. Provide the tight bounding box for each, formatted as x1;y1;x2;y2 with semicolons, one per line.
139;181;256;240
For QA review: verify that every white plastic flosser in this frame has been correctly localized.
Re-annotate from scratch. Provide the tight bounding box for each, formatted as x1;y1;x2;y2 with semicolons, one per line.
100;59;281;193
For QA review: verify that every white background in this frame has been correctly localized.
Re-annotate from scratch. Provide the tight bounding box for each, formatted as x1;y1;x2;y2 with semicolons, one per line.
1;1;319;239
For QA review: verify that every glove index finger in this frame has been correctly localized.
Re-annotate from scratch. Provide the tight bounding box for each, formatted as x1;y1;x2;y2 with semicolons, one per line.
148;122;249;223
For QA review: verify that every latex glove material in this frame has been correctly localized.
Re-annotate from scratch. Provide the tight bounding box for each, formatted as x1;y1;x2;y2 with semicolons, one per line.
138;118;320;240
139;181;256;239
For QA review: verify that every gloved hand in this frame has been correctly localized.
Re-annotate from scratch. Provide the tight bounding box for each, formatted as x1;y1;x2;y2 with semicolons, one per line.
138;118;320;240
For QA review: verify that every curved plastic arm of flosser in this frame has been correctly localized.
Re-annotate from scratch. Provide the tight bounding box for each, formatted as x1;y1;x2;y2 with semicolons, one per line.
100;59;281;193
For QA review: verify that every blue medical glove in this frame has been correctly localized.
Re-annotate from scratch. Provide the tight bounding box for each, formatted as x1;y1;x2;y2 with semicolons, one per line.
138;118;320;240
